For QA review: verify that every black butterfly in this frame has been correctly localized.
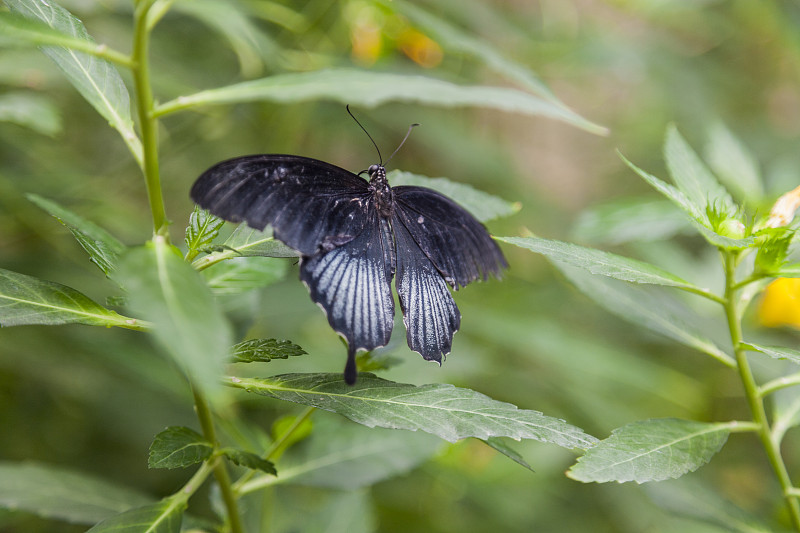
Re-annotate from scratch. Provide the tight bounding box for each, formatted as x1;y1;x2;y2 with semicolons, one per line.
191;129;507;384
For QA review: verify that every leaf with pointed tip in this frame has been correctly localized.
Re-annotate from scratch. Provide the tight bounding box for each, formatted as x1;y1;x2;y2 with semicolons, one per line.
742;343;800;366
705;122;763;202
221;449;276;476
568;418;731;483
85;499;185;533
482;437;534;472
184;207;225;255
0;90;61;136
229;373;597;448
148;427;212;469
231;338;307;363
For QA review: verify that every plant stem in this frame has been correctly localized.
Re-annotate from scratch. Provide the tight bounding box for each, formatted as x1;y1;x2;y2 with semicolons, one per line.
192;386;245;533
723;252;800;530
131;0;169;239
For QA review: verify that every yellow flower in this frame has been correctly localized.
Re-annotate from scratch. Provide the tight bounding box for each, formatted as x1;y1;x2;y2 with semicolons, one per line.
759;278;800;328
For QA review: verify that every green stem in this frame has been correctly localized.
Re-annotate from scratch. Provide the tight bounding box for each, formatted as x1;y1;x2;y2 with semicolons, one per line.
723;252;800;530
131;0;169;239
759;373;800;398
192;387;245;533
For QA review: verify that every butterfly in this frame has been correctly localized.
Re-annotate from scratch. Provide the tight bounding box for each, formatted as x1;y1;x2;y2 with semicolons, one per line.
190;117;507;384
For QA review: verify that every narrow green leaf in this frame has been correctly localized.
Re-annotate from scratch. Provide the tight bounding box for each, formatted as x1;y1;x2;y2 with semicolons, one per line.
114;237;233;399
0;461;152;525
568;418;731;483
148;427;212;469
229;373;598;448
5;0;142;166
571;197;693;245
482;437;534;472
184;207;225;255
154;68;607;134
664;125;736;217
0;267;141;328
705;122;763;202
389;170;519;222
202;256;288;295
554;263;734;367
497;236;707;292
27;194;126;275
86;499;185;533
231;338;307;363
0;90;61;136
742;343;800;366
221;449;277;476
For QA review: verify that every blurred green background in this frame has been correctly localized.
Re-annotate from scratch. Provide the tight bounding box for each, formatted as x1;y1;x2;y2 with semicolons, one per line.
3;0;800;531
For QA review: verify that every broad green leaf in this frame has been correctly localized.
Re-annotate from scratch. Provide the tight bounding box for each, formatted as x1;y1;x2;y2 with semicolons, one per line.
742;343;800;366
554;263;734;367
0;90;60;136
5;0;142;166
223;225;299;257
692;220;755;251
231;338;307;363
114;237;233;400
568;419;731;483
202;256;288;295
184;207;224;255
664;125;736;217
86;499;185;533
483;437;534;472
148;427;212;469
0;267;141;328
154;68;608;134
705;122;763;202
221;448;277;475
229;373;598;448
389;170;519;223
497;236;710;294
571;197;693;245
0;461;152;524
27;193;125;275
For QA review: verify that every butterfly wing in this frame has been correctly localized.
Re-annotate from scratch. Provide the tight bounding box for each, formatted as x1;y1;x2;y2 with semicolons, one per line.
392;186;507;289
191;155;371;255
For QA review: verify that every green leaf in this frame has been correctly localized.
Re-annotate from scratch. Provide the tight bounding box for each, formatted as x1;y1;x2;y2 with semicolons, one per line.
0;267;141;328
742;343;800;366
86;499;185;533
231;338;307;363
554;263;734;367
229;373;598;448
154;68;607;134
221;448;277;476
27;194;126;275
664;125;736;218
5;0;142;165
0;90;60;136
0;461;152;524
184;207;225;255
114;237;233;400
223;225;299;257
202;256;288;295
148;427;212;469
773;263;800;277
482;437;534;472
497;236;708;292
389;170;519;222
705;122;763;202
568;418;731;483
571;197;693;245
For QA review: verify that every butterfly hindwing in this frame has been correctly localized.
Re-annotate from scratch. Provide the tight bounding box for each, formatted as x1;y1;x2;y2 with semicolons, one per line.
191;155;371;255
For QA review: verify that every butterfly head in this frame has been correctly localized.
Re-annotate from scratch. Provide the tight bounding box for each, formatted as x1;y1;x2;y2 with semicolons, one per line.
368;164;387;184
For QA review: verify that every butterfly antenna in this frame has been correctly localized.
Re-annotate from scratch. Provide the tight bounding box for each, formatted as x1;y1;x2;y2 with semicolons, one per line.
384;122;420;168
347;105;382;165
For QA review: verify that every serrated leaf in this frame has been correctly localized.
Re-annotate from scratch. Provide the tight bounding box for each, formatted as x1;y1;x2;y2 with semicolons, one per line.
692;221;755;251
231;338;307;363
0;267;140;328
154;68;607;134
86;499;185;533
571;197;693;245
184;207;225;254
742;343;800;366
0;461;152;525
148;427;212;469
5;0;142;165
114;238;232;400
664;125;736;218
389;170;519;223
705;122;763;202
568;418;731;483
482;437;534;472
497;236;708;293
0;90;61;136
554;263;734;367
221;448;276;476
27;193;125;275
202;256;288;295
229;373;597;448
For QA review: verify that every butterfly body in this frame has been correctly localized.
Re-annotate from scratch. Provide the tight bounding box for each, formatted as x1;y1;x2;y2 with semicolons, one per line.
191;154;506;384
